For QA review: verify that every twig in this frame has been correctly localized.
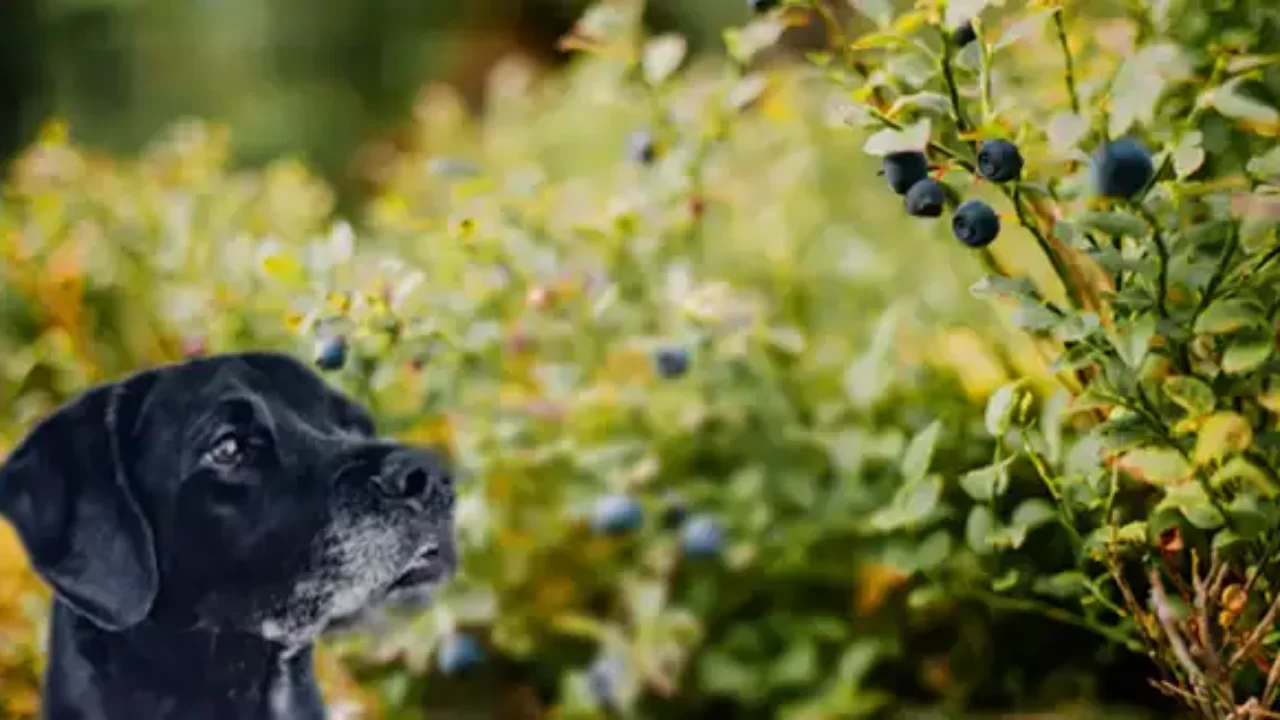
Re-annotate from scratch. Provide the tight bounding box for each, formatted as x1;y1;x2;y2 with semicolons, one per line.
1229;591;1280;668
964;586;1142;651
938;28;972;138
1194;223;1239;321
1149;569;1203;680
1052;8;1081;115
1136;204;1170;318
1006;185;1082;309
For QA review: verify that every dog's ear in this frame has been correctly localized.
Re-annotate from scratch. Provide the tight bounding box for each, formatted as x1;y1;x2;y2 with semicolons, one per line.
0;370;160;631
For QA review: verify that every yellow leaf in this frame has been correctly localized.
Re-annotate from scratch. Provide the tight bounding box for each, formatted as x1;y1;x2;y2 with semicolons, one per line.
855;562;909;615
1193;411;1253;467
325;291;351;315
1117;447;1191;485
259;251;305;284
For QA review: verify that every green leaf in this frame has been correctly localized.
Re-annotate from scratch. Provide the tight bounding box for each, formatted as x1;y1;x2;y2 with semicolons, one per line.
1209;76;1280;125
849;0;895;28
969;274;1039;302
1033;571;1089;600
1011;498;1058;533
944;0;991;28
1011;302;1063;332
1108;314;1156;369
1162;375;1216;416
1053;312;1101;343
1193;411;1253;467
1046;112;1089;156
862;119;932;156
769;640;819;689
984;382;1022;436
887;92;952;117
1119;447;1191;485
1108;43;1192;137
1226;494;1275;540
1172;131;1206;179
1041;388;1071;462
836;639;887;687
724;18;784;65
1222;333;1274;375
901;421;942;482
991;568;1019;591
959;457;1014;501
965;505;997;554
1158;483;1225;529
1052;342;1100;372
1246;146;1280;181
994;9;1055;52
642;34;687;85
915;530;953;570
1194;298;1266;335
1210;456;1280;498
1075;210;1147;238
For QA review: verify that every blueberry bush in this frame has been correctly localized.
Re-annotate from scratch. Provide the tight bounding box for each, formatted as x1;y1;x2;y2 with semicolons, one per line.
806;0;1280;715
1;0;1278;718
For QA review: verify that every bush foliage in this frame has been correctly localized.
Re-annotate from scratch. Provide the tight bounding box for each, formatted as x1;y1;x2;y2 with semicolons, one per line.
2;0;1280;718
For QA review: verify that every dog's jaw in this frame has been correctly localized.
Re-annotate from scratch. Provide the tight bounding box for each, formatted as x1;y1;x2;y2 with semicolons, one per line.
254;511;454;651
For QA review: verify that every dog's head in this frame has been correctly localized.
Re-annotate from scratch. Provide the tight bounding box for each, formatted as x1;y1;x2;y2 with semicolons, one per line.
0;351;456;647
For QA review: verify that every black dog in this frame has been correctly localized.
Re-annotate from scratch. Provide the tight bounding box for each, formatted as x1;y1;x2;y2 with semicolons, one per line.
0;351;458;719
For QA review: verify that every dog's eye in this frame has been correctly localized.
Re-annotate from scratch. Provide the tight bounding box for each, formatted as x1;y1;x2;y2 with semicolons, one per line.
205;434;244;468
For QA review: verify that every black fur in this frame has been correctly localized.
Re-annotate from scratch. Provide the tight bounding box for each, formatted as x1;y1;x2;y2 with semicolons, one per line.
0;351;457;719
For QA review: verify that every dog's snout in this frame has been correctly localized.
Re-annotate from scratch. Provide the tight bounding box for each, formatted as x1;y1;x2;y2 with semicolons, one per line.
373;448;451;504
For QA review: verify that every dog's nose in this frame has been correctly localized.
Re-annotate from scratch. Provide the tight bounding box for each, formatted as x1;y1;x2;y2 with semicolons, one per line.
374;448;452;504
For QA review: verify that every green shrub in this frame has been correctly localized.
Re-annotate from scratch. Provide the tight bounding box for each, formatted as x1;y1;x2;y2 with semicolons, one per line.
8;0;1277;718
803;0;1280;715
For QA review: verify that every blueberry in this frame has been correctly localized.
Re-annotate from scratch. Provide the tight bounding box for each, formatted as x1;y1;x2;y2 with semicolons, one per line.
661;491;689;529
680;514;724;558
904;178;946;218
951;199;1001;248
586;655;626;709
591;493;643;534
748;0;781;12
627;129;658;165
977;139;1024;183
952;21;977;48
882;151;930;195
654;345;690;379
437;633;484;675
313;335;348;371
1090;138;1154;199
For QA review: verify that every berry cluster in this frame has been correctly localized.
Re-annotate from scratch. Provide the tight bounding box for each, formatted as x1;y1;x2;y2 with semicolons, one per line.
882;135;1155;250
882;145;1005;249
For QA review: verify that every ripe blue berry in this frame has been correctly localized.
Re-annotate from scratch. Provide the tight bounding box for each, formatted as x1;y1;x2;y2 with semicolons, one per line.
681;514;724;558
977;139;1024;183
1090;138;1154;199
882;151;930;195
748;0;781;12
586;655;626;709
654;345;690;379
904;178;946;218
313;335;348;371
591;493;643;534
437;633;484;675
951;199;1001;248
661;490;689;529
627;129;658;165
952;21;977;48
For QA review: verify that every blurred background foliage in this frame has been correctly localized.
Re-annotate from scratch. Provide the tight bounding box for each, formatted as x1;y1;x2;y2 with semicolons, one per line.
0;0;1278;718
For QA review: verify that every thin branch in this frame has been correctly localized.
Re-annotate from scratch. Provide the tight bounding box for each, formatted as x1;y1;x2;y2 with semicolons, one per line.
1229;591;1280;668
1052;8;1081;115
